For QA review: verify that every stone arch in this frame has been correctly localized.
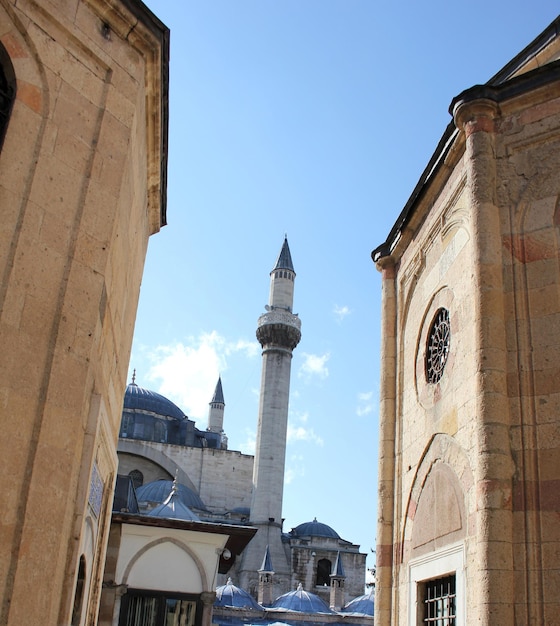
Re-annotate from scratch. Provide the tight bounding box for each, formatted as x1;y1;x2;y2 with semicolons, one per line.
121;537;208;592
402;433;473;562
118;440;198;492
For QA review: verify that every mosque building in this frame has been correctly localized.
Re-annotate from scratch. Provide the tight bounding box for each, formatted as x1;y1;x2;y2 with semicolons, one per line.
103;238;369;625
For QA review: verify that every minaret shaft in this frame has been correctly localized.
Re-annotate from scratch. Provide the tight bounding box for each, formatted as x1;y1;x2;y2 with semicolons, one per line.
251;348;293;524
238;237;301;598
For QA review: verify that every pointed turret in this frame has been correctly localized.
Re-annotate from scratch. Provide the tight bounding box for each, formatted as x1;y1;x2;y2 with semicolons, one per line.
207;377;226;442
268;236;296;312
330;551;346;611
273;236;295;272
258;545;275;606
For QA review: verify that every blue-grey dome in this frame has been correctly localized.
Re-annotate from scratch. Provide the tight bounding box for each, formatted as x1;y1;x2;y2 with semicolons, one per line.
291;518;340;539
148;482;200;522
271;583;333;614
136;480;206;511
342;588;375;616
124;383;185;420
215;578;262;609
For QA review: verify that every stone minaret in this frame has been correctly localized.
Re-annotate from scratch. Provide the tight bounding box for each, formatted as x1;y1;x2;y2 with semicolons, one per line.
207;376;227;449
238;237;301;597
207;376;225;434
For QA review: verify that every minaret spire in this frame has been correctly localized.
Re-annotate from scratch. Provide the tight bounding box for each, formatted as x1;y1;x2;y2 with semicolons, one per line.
207;376;227;447
238;237;301;598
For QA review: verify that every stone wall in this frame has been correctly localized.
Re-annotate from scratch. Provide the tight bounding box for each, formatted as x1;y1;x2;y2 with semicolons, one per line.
374;22;560;626
118;439;254;514
0;1;168;624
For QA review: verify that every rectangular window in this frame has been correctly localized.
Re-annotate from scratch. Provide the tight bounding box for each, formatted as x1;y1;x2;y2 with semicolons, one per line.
119;592;198;626
423;575;456;625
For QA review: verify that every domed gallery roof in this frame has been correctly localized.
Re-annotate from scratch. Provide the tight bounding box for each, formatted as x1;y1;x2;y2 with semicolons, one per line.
124;382;185;420
342;588;375;616
271;583;334;614
290;518;340;539
136;479;206;512
147;480;200;522
215;578;263;610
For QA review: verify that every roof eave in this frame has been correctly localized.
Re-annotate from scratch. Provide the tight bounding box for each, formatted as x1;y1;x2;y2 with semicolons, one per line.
372;34;560;266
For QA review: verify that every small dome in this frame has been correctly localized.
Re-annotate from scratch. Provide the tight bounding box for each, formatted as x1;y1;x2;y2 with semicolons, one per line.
215;578;262;609
136;480;206;511
148;481;200;522
124;383;185;420
291;518;340;539
271;583;334;614
342;588;375;616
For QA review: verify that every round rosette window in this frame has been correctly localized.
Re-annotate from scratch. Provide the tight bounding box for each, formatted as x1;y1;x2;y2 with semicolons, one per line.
425;308;450;384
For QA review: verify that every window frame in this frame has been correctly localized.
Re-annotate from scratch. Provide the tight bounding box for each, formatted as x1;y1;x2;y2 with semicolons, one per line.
408;542;465;626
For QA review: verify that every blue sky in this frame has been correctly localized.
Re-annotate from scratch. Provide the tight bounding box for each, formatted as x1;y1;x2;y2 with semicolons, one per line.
134;1;558;583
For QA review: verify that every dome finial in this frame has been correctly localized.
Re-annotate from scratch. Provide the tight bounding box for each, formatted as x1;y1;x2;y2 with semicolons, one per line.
131;369;137;385
171;469;179;494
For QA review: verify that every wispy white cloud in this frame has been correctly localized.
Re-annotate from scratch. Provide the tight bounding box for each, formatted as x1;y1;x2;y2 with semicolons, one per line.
287;423;324;446
298;352;330;380
356;390;374;416
285;453;305;484
144;331;259;421
333;304;351;322
287;410;323;447
238;427;256;456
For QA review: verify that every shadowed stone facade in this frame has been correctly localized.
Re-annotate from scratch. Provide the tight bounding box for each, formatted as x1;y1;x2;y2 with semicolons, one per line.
372;16;560;626
0;1;168;624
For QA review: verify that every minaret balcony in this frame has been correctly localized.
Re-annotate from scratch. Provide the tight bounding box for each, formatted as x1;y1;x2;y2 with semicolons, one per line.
256;310;301;350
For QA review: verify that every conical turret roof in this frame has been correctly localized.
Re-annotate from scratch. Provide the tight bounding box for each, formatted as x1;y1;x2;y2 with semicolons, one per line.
331;551;345;578
273;236;295;273
211;377;225;404
259;544;274;572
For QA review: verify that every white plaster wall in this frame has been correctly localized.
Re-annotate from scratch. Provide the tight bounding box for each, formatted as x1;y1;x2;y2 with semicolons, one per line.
115;524;228;593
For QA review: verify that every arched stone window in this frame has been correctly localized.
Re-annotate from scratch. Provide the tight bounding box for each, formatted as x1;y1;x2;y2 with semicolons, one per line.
128;469;144;489
71;555;86;626
0;42;16;150
316;558;332;586
154;420;167;443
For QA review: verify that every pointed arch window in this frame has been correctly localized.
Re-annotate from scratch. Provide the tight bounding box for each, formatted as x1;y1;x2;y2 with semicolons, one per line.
0;42;16;150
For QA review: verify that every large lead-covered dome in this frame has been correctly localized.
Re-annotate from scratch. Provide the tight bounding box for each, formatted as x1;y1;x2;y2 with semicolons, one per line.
290;518;340;539
124;383;185;420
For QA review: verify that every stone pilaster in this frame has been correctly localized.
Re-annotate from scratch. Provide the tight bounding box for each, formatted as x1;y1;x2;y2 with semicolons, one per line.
453;98;515;624
373;256;397;626
200;591;216;626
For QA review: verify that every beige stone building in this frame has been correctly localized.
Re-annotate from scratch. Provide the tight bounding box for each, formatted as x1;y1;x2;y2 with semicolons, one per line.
372;16;560;626
0;1;168;625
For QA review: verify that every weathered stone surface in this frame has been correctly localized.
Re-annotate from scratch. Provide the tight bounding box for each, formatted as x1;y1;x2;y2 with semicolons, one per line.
374;20;560;626
0;1;168;625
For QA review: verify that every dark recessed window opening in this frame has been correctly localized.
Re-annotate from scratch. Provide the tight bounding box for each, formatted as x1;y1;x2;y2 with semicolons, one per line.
0;42;16;150
423;574;456;625
316;558;332;586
